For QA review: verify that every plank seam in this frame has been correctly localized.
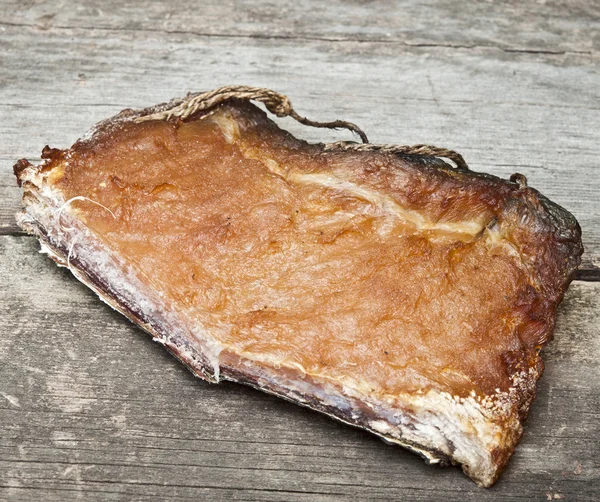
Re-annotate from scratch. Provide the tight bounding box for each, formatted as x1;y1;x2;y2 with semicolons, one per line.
0;21;594;57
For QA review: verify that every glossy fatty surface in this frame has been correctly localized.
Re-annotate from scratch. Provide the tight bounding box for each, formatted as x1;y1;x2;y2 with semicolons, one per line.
43;102;579;411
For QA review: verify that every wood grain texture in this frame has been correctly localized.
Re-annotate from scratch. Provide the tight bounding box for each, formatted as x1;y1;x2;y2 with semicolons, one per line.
1;0;598;499
1;0;598;53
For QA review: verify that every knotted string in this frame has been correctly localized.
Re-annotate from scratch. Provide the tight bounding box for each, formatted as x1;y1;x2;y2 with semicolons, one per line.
135;85;469;170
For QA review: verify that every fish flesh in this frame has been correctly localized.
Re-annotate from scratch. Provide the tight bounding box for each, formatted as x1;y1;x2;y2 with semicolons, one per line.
14;89;583;487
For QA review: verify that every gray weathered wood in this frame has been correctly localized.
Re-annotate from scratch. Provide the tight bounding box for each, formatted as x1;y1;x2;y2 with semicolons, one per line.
1;0;598;53
1;0;599;499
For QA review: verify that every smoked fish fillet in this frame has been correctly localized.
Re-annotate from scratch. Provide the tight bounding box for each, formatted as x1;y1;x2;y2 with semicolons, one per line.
14;88;583;487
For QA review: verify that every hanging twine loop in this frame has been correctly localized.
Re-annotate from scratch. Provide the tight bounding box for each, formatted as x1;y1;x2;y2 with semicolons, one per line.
135;85;469;170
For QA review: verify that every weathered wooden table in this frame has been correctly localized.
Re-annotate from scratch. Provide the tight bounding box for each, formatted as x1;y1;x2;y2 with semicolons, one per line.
1;1;598;500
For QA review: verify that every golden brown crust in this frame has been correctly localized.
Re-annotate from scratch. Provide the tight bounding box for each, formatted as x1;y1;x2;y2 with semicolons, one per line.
14;96;582;487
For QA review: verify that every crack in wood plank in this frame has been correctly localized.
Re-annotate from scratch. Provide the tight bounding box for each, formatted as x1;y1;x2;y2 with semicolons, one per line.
0;21;595;57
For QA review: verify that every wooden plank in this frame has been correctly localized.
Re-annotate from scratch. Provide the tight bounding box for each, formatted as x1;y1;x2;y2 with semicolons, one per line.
1;234;599;500
0;24;599;270
1;0;597;54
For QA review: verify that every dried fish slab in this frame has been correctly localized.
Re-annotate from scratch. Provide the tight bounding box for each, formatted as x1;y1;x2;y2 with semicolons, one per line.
14;88;582;487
